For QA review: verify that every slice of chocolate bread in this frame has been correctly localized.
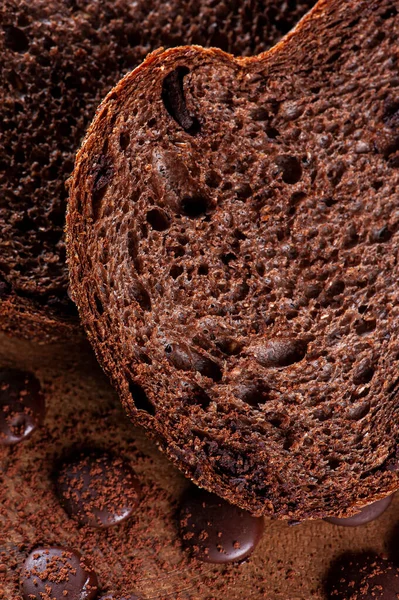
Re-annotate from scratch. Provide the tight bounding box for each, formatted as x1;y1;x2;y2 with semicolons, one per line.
0;0;316;342
67;0;399;518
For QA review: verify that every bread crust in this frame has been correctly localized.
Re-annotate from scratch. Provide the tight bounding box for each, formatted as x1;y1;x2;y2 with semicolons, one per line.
67;0;399;517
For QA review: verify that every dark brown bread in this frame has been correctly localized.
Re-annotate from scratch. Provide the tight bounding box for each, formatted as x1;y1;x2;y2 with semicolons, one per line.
67;0;399;519
0;0;315;342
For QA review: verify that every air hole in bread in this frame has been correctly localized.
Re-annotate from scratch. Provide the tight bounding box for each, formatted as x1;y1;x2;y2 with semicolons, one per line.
183;385;212;409
303;283;322;299
127;231;142;274
7;68;26;92
220;252;237;265
138;351;152;365
313;406;333;421
267;412;289;429
275;155;302;184
165;343;222;381
383;96;399;128
128;381;155;415
119;131;130;150
91;162;113;221
170;265;184;279
3;25;29;52
0;274;11;298
266;126;279;139
231;281;250;302
378;135;399;160
130;279;151;311
380;6;397;18
387;155;399;168
355;318;377;336
252;338;308;368
216;338;243;356
370;225;392;243
328;456;341;470
343;224;359;248
283;435;295;450
191;334;212;352
358;304;368;314
234;229;247;241
235;183;253;200
178;234;189;245
146;208;170;231
173;245;185;257
323;197;337;208
180;195;208;217
238;381;270;407
198;264;209;276
353;359;375;385
387;378;399;401
326;280;345;297
94;294;104;315
327;50;341;64
251;107;269;121
161;67;200;135
256;262;265;277
347;401;371;421
353;385;370;400
165;343;190;369
192;353;222;382
290;191;307;206
15;216;35;233
205;171;222;188
366;30;386;49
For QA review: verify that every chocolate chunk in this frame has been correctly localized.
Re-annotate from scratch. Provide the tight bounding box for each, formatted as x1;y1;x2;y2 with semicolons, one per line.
20;547;98;600
56;453;141;528
325;495;393;527
0;368;45;445
325;552;399;599
179;488;264;563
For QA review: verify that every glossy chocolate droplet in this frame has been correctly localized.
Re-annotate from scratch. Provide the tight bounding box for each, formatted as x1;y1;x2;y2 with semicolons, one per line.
20;547;98;600
325;552;399;600
56;453;140;528
179;488;264;563
0;368;45;445
325;495;393;527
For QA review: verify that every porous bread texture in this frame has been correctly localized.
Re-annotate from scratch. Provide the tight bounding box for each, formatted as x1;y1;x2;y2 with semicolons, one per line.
67;0;399;519
0;0;316;342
